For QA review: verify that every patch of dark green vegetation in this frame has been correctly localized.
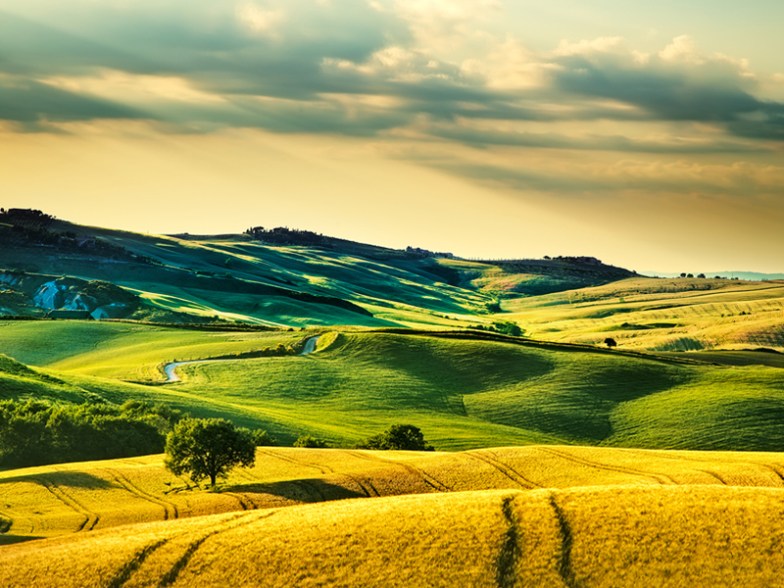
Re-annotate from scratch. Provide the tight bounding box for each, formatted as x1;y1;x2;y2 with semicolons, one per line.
0;399;181;469
614;322;679;331
466;321;525;337
358;424;434;451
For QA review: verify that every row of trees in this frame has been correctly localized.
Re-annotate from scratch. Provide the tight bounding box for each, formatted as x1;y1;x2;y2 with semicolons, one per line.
0;398;434;488
0;400;182;468
165;421;434;487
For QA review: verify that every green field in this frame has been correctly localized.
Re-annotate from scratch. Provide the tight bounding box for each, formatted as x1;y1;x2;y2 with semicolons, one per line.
2;323;783;451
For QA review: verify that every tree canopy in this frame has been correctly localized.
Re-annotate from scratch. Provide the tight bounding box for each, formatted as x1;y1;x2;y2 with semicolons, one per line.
360;424;434;451
0;399;179;469
164;418;256;487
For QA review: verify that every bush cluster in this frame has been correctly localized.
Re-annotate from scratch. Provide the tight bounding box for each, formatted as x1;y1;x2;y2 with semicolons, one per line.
0;399;182;468
359;424;434;451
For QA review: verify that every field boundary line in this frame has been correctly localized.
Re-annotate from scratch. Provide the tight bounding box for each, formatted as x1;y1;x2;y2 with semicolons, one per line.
261;449;379;498
345;451;451;492
157;512;273;587
496;495;522;588
107;538;170;588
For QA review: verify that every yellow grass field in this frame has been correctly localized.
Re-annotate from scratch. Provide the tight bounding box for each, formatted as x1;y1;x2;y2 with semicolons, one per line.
1;484;783;587
4;445;784;544
501;277;784;351
3;444;784;586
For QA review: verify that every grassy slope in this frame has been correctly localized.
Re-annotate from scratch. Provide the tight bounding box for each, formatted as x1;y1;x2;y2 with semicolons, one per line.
2;324;784;451
2;446;784;585
0;221;496;327
500;276;784;351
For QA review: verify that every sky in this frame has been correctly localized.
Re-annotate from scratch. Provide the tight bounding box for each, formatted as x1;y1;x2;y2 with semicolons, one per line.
1;0;783;273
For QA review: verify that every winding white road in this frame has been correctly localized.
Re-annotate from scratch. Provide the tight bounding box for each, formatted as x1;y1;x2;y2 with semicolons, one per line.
162;335;321;383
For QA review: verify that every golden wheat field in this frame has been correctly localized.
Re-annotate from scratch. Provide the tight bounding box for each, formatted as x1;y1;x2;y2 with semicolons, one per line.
3;445;784;543
2;485;783;587
2;446;784;586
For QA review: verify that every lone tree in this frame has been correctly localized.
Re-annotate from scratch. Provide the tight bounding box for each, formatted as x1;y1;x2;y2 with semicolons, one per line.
165;418;256;487
361;424;434;451
604;337;618;349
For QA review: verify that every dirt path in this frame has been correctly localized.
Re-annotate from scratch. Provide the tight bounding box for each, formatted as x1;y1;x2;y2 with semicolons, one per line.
162;336;320;383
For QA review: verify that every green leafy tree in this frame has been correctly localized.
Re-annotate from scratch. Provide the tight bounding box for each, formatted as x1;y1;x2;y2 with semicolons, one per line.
492;321;524;337
165;418;256;487
361;424;434;451
604;337;618;349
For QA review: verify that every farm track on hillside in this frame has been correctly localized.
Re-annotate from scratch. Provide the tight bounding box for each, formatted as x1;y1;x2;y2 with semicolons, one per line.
466;451;541;489
36;479;99;532
536;447;678;485
106;470;179;520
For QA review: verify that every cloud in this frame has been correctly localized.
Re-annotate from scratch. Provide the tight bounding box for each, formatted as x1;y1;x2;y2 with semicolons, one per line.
426;155;784;199
0;75;142;129
549;35;784;142
427;124;768;154
236;3;285;37
1;2;783;154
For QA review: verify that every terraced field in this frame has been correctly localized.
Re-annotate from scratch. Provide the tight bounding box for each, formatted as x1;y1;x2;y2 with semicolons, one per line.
2;446;784;586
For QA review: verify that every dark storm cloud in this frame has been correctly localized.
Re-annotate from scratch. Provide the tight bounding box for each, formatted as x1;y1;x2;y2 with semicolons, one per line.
0;1;403;85
0;77;142;128
549;48;784;144
554;57;759;122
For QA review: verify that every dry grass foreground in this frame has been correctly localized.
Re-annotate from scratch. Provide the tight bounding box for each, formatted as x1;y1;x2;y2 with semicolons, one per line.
1;485;783;587
2;445;784;585
3;445;784;543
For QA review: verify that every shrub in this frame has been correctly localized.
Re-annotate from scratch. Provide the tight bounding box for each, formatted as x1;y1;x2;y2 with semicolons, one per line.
359;424;434;451
251;429;276;446
293;435;330;448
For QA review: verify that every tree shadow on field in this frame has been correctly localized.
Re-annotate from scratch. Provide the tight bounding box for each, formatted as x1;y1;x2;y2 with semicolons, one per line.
0;534;45;546
223;478;364;504
0;471;113;489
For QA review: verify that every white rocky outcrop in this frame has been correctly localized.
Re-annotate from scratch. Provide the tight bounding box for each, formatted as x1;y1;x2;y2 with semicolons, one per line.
34;280;67;310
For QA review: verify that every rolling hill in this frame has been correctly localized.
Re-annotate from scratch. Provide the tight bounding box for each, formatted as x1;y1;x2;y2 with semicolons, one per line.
1;325;783;452
2;446;784;586
3;209;782;354
3;210;784;585
0;208;633;329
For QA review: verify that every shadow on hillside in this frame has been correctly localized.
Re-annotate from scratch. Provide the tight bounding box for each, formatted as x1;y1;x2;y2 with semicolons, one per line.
0;471;113;490
0;534;45;546
223;478;364;503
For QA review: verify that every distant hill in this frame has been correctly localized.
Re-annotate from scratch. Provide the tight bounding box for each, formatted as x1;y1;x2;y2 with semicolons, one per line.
647;270;784;281
0;208;635;328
